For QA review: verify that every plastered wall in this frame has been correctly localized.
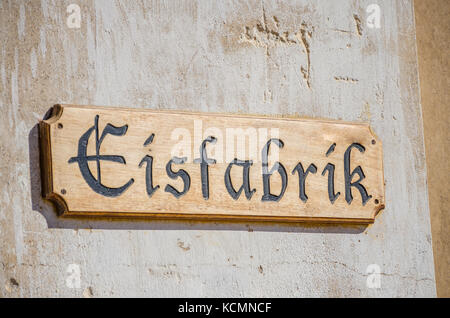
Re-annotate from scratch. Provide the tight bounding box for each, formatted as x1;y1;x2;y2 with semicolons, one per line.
0;0;436;297
414;0;450;298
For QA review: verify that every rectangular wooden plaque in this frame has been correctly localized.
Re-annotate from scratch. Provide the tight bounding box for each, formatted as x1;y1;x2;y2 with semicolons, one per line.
39;104;385;223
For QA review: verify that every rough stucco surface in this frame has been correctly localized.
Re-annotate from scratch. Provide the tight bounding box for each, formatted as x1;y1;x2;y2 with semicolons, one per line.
414;0;450;298
0;0;435;297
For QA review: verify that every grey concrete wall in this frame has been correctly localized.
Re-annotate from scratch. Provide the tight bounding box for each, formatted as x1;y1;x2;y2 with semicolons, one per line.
0;0;435;297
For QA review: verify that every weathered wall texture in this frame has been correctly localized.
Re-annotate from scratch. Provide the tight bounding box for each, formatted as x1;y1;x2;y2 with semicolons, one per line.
414;0;450;298
0;0;435;297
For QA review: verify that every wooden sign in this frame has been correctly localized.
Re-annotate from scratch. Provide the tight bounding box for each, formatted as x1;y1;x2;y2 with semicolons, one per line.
39;104;385;224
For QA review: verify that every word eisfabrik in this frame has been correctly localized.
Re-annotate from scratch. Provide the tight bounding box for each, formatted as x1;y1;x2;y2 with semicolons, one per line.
68;115;372;205
178;302;272;315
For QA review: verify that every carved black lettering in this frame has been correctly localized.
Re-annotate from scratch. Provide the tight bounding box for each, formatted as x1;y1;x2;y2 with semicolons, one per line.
292;162;317;202
139;155;160;198
261;139;287;202
321;144;340;204
193;136;217;200
224;159;256;200
326;143;336;157
143;133;155;147
344;143;372;205
138;132;159;198
322;163;341;204
165;157;190;198
68;115;134;197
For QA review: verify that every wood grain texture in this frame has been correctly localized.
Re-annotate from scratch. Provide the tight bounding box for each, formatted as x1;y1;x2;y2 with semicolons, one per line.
40;104;384;223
